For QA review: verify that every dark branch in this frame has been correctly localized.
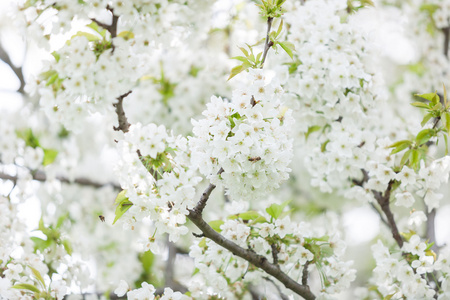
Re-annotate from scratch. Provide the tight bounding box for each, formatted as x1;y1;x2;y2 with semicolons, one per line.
0;42;25;93
353;169;403;248
91;6;119;39
187;209;315;300
113;91;132;133
260;17;274;68
271;243;279;266
372;180;403;248
443;26;449;58
190;168;224;215
0;170;120;190
302;261;310;286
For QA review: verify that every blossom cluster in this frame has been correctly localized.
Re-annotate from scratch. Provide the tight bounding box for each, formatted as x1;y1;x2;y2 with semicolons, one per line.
190;69;294;201
115;123;202;243
189;210;355;299
358;238;450;299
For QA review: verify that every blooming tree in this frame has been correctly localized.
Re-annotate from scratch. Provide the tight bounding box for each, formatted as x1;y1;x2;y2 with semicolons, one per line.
1;0;450;299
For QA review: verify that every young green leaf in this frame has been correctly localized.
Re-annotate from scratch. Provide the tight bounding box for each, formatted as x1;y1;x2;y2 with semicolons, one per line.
411;102;430;109
28;266;46;289
416;129;435;145
209;220;224;232
12;284;40;293
278;41;295;59
266;200;291;220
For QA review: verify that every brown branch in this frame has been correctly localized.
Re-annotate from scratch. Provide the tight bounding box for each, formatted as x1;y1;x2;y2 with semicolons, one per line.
188;210;315;300
301;261;310;286
372;180;403;248
190;168;224;215
260;17;274;68
271;243;279;266
0;42;25;93
113;91;132;133
0;170;120;190
353;170;403;248
91;6;119;39
443;26;449;58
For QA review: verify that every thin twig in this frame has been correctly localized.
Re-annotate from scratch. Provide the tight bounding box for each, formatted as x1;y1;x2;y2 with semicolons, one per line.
443;26;450;58
260;17;274;68
0;170;120;190
426;208;438;252
0;42;25;93
191;168;224;215
302;261;310;286
91;6;119;50
271;243;279;266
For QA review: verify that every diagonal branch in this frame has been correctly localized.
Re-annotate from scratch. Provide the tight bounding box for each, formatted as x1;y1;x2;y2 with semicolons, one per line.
353;169;403;248
0;170;120;190
191;168;224;215
113;90;132;133
0;42;25;93
187;209;315;300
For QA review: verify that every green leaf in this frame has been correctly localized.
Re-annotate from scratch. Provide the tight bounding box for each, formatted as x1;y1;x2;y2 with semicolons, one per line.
42;148;58;166
388;140;412;148
444;84;448;108
305;125;321;140
238;46;249;57
87;22;107;37
72;31;101;42
400;149;412;166
410;149;420;170
237;211;264;221
390;141;412;155
411;102;430;109
444;134;448;155
140;250;154;272
278;41;295;59
115;190;128;205
209;220;224;232
416;129;435;145
118;31;135;40
320;244;334;258
276;19;283;37
51;52;60;63
113;190;133;225
231;56;250;63
28;266;46;289
415;92;439;105
228;64;247;81
17;128;40;148
445;112;450;134
266;200;291;220
421;113;433;127
198;238;207;248
384;294;395;300
12;283;40;293
419;3;440;14
62;239;72;255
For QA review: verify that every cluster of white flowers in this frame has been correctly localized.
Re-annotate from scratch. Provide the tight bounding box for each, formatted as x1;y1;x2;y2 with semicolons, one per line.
359;238;450;299
0;196;70;299
281;0;385;194
115;279;190;300
189;211;355;299
189;69;294;201
115;123;202;243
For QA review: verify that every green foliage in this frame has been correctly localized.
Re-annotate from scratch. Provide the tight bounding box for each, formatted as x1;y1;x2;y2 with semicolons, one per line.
257;0;286;18
388;88;450;169
12;283;40;293
305;125;321;140
346;0;374;13
266;200;291;220
113;190;133;225
209;220;225;232
17;128;40;148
